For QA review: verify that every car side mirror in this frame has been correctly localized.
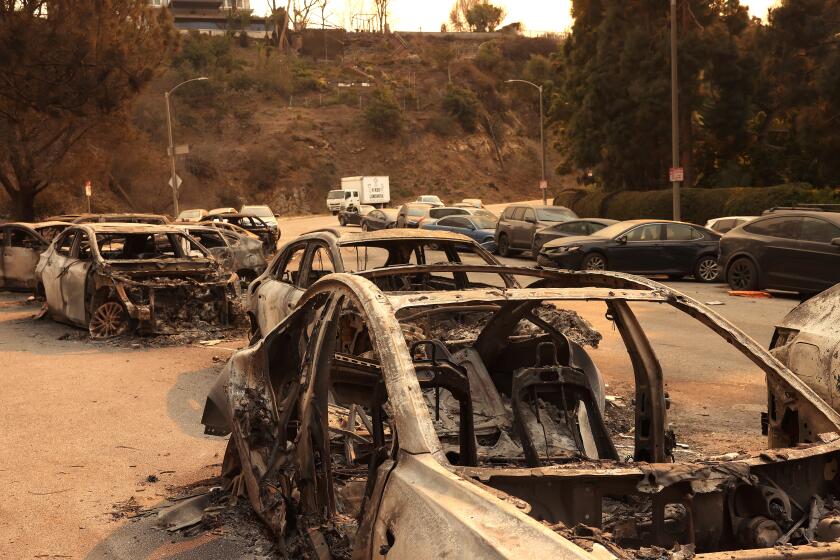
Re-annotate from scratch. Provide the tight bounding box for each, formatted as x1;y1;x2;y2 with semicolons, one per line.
832;237;840;247
617;235;628;245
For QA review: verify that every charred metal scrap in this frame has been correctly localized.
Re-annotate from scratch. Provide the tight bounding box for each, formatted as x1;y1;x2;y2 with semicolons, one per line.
35;223;240;338
202;267;840;559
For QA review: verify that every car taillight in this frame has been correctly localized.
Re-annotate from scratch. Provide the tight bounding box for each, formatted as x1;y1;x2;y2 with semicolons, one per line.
770;327;799;349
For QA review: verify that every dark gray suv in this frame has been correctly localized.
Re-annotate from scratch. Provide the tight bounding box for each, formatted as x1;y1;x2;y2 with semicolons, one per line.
494;204;578;256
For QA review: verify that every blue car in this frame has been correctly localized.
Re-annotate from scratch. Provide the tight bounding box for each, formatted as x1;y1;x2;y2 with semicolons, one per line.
421;214;499;252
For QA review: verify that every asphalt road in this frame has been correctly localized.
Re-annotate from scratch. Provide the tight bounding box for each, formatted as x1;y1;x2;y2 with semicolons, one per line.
0;204;804;559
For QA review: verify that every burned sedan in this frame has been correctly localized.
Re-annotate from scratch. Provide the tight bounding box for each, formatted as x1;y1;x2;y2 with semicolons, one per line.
0;221;70;290
35;224;239;338
177;224;267;286
202;266;840;559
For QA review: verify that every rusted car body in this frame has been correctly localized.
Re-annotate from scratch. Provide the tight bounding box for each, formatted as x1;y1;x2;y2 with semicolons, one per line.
0;221;70;290
69;213;171;225
199;212;279;254
176;224;267;285
35;223;238;337
203;267;840;559
246;229;515;337
771;283;840;410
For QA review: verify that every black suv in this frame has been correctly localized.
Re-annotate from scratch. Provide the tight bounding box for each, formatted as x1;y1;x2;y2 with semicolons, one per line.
719;208;840;294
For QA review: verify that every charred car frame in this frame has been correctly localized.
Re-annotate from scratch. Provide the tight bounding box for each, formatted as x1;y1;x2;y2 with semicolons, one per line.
36;223;239;338
202;266;840;559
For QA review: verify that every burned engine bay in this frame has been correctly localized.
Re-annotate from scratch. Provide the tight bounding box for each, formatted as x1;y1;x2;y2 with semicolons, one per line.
205;270;840;559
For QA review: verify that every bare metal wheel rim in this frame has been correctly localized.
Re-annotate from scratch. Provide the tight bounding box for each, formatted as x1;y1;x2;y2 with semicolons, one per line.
698;258;720;281
585;255;606;270
89;302;128;339
730;261;752;289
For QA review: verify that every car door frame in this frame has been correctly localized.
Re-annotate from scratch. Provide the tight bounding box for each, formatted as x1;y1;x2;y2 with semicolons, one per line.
61;229;95;325
608;223;665;273
791;216;840;292
40;229;78;322
661;223;705;275
255;241;309;334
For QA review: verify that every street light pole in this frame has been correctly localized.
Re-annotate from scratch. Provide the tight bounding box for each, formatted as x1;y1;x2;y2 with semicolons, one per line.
164;76;208;217
670;0;681;221
506;79;547;204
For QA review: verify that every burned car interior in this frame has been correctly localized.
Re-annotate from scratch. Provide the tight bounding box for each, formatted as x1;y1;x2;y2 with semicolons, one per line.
204;267;840;558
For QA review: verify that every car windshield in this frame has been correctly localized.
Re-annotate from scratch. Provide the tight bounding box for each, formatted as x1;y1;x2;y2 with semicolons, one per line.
472;209;497;219
535;207;577;222
407;207;429;217
339;239;511;289
471;216;498;229
95;232;209;261
328;190;345;200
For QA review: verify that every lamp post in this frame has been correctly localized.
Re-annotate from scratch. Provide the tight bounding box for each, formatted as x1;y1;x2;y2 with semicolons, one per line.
505;79;547;204
670;0;681;221
165;76;208;217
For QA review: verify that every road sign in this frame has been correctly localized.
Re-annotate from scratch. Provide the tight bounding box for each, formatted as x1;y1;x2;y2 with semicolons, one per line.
167;144;190;157
539;180;548;190
84;180;92;197
169;174;182;190
669;167;684;182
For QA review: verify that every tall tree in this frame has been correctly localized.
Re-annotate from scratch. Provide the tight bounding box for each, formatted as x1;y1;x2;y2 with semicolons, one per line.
554;0;761;189
465;2;504;32
0;0;177;219
373;0;389;32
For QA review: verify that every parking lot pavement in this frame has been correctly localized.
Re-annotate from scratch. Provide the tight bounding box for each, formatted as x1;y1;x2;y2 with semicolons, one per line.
0;293;241;559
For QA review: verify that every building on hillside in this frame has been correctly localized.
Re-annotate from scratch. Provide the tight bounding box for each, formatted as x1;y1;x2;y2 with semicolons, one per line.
149;0;268;37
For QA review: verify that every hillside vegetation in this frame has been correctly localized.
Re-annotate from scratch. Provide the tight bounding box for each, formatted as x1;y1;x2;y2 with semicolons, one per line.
22;32;565;218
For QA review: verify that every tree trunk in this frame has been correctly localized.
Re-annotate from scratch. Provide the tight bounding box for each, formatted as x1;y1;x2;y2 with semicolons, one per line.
10;185;37;221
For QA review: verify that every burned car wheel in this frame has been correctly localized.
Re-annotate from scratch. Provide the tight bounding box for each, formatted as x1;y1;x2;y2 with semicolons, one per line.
88;301;131;339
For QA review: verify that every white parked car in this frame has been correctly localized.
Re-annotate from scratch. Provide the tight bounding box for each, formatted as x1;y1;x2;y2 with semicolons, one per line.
240;204;279;230
415;195;444;207
176;208;207;222
705;215;756;234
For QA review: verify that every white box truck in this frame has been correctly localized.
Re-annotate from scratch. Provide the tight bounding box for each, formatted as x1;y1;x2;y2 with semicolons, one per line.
336;176;390;211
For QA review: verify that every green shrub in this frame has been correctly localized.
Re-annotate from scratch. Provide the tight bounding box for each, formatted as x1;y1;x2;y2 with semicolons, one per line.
442;85;479;132
426;113;459;136
364;88;402;139
557;184;840;225
255;58;293;97
228;72;255;92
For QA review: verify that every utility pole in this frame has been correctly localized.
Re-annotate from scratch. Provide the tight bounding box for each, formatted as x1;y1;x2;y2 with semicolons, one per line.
164;77;208;217
670;0;681;221
506;79;548;205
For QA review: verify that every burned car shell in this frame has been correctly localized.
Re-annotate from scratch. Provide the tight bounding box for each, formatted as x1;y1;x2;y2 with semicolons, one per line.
245;228;515;337
70;213;170;225
176;224;267;284
203;267;840;559
0;221;70;290
35;223;238;337
199;212;279;254
770;283;840;409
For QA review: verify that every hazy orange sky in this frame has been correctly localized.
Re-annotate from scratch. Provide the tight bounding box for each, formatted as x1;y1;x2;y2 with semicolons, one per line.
257;1;779;32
